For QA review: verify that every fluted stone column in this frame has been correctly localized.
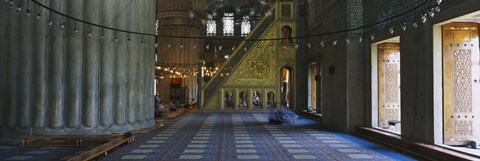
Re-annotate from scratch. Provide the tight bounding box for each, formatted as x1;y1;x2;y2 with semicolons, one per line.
0;0;156;144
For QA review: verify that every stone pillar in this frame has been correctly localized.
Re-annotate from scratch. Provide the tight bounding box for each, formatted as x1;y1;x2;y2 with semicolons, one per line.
220;88;225;110
234;88;239;110
0;0;156;144
197;60;205;109
247;89;253;110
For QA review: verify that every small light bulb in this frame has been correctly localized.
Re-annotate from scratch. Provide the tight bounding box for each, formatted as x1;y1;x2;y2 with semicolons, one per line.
389;27;394;34
370;34;375;40
60;22;65;30
359;37;363;43
413;21;418;28
307;42;311;48
141;41;145;46
333;40;337;46
88;30;92;37
421;14;427;23
320;41;324;47
435;6;441;12
428;8;435;17
114;37;118;42
401;23;407;31
436;0;442;5
48;20;53;26
345;39;350;44
16;6;21;12
74;27;78;33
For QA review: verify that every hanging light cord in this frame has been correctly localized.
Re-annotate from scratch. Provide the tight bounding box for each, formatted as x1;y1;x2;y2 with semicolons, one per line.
30;0;429;41
107;0;134;27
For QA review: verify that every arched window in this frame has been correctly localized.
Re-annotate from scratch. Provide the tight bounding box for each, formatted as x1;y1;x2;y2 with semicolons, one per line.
241;19;251;37
206;20;216;36
223;13;234;36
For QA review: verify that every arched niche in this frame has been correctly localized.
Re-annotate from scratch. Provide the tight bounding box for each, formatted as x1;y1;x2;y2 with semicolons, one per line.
253;91;262;108
238;91;247;108
267;91;275;108
224;91;234;108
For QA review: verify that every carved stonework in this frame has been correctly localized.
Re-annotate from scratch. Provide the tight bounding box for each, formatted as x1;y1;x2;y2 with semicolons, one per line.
279;47;296;64
225;24;279;86
385;64;399;103
455;120;473;136
204;92;220;110
442;23;479;145
453;49;472;113
202;2;296;109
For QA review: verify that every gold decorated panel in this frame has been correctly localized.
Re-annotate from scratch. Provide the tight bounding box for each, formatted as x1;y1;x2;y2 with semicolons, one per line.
204;12;297;110
278;47;296;65
204;92;220;109
225;23;279;86
277;21;296;65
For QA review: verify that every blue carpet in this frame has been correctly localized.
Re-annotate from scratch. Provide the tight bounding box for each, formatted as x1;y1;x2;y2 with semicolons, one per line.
101;112;416;161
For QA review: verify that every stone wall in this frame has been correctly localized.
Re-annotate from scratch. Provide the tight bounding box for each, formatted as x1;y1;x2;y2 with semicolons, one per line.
303;0;480;144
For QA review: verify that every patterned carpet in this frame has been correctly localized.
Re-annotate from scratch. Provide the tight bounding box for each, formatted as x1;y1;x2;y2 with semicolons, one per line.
0;146;89;160
101;111;416;161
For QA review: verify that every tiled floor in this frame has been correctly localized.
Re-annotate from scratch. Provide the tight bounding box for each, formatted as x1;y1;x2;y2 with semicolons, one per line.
102;111;416;161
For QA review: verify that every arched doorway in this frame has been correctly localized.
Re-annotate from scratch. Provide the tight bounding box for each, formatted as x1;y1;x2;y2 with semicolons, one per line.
280;66;293;108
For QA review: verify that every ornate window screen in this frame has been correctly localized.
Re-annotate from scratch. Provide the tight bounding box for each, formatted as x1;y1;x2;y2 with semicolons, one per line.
206;20;216;36
241;19;251;37
223;13;234;36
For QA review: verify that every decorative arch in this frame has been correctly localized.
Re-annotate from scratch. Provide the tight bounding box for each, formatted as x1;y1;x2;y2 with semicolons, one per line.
238;91;247;108
281;25;294;44
267;91;275;108
224;91;234;108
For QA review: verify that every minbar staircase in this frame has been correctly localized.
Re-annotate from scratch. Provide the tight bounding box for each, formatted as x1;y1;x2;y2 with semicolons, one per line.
201;9;276;107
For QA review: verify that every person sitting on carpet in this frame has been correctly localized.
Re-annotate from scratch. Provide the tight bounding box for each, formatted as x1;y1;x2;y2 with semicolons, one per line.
268;104;298;124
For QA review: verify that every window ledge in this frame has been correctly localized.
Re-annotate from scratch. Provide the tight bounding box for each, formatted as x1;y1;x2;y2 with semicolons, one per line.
355;127;480;161
300;110;322;121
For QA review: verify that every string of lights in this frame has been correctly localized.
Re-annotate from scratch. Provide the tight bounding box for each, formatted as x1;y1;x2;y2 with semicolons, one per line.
29;0;432;42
